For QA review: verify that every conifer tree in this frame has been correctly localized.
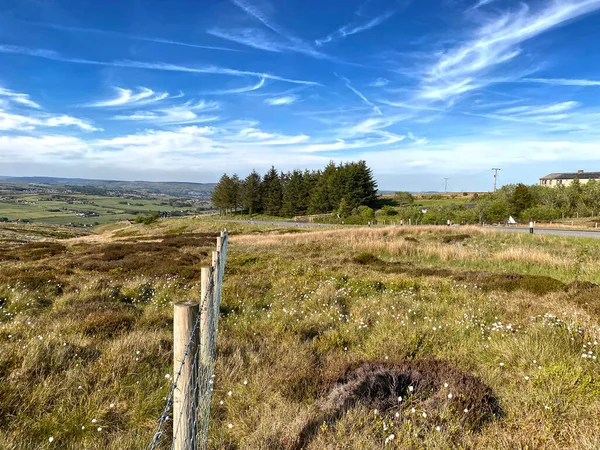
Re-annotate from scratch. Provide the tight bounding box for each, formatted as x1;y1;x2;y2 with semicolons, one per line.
281;170;303;217
308;169;330;214
212;174;231;214
262;166;283;216
242;170;262;215
229;174;242;213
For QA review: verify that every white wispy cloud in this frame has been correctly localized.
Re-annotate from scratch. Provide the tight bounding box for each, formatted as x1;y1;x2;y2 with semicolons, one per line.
86;87;170;107
207;27;326;58
342;115;411;137
0;87;97;131
207;78;266;94
521;77;600;86
0;44;321;86
362;139;600;174
467;0;499;12
421;0;600;102
407;131;429;145
369;78;390;87
0;124;318;172
6;130;600;179
234;127;309;144
299;133;404;153
0;109;98;131
232;0;282;34
28;21;241;52
496;101;579;116
264;95;298;105
338;75;382;115
113;100;220;125
315;10;395;46
0;88;41;109
207;28;289;53
209;0;327;59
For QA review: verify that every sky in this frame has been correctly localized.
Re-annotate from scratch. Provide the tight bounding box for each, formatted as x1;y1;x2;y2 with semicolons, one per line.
1;0;600;191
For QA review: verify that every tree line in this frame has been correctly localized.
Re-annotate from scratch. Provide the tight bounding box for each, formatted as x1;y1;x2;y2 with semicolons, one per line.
211;161;378;217
375;180;600;226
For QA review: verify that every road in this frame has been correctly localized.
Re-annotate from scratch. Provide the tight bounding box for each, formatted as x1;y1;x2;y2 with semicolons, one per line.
221;220;600;239
489;226;600;239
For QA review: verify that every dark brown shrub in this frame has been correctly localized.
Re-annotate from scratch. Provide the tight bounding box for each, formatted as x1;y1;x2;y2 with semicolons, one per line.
441;234;471;244
353;253;381;265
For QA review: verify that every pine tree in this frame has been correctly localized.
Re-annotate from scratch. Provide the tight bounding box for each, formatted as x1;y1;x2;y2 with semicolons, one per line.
326;162;345;208
212;174;231;214
262;166;283;216
351;160;378;207
229;174;242;213
299;170;316;214
217;161;378;216
308;169;330;214
242;170;262;215
281;170;303;217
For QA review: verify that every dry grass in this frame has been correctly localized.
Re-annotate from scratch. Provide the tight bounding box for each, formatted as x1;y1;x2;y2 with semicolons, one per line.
233;225;600;282
2;218;600;449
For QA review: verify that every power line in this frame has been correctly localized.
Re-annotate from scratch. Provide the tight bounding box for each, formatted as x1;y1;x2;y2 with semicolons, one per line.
492;168;501;192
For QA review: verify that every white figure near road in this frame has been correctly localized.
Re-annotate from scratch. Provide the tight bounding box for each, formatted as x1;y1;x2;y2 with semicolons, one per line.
529;217;534;234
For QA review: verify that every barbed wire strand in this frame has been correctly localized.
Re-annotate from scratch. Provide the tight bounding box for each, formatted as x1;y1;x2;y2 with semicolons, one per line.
149;232;227;450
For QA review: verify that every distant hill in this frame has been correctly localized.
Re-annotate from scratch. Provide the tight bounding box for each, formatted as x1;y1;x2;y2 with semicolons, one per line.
0;176;216;197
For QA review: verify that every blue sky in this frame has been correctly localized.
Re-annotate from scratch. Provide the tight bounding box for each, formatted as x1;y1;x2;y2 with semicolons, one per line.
1;0;600;191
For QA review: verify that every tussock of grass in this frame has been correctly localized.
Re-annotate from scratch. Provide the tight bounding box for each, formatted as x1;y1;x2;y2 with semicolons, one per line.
295;359;501;448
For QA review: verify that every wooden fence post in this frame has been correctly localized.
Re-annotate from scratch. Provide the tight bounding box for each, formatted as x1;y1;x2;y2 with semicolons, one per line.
200;267;214;371
173;301;200;450
212;250;221;330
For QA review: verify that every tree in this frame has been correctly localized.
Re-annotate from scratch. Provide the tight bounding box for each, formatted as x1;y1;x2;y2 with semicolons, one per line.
337;197;353;218
212;174;231;214
380;205;397;216
511;183;533;216
262;166;283;216
326;162;345;208
395;191;414;205
229;174;242;213
217;161;378;216
357;205;375;219
485;199;511;223
242;170;262;215
308;169;330;214
344;161;378;208
281;170;303;217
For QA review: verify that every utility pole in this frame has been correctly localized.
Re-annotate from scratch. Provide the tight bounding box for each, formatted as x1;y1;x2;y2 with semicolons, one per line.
492;168;501;192
443;178;449;194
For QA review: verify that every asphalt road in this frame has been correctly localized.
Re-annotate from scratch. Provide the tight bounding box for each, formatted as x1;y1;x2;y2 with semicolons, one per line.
489;226;600;239
221;220;600;239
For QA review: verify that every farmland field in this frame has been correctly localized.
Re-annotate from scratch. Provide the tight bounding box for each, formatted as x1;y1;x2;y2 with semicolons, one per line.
0;182;211;226
1;219;600;449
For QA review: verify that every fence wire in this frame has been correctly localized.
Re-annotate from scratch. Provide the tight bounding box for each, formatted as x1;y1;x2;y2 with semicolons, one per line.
149;231;228;450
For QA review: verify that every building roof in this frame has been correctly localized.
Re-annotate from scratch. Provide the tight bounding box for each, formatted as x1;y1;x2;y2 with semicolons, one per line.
540;171;600;180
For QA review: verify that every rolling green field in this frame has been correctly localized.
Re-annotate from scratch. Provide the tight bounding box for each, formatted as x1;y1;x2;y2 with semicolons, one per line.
0;185;207;226
1;218;600;449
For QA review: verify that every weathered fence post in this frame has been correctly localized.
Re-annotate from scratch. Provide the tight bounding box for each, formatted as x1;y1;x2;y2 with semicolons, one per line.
212;250;221;333
198;265;215;450
200;267;214;370
173;301;200;450
152;230;230;450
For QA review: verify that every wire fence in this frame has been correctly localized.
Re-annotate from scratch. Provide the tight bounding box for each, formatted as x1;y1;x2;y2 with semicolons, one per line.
149;230;228;450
